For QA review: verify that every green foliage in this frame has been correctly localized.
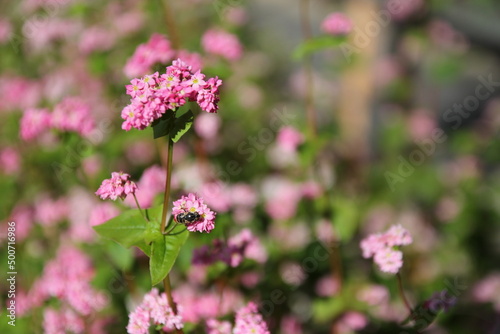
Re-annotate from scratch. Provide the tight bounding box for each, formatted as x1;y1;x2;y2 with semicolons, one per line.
293;35;347;60
152;107;193;142
150;228;189;286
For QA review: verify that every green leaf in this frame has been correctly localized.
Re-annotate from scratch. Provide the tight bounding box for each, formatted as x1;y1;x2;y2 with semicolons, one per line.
293;35;347;60
152;112;175;139
150;228;189;286
332;197;359;241
93;209;149;248
169;109;194;143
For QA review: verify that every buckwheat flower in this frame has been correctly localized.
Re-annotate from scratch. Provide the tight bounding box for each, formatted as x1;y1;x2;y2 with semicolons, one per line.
202;28;243;61
172;193;216;233
373;248;403;274
321;12;352;35
127;288;183;334
96;172;138;201
0;147;20;175
277;126;304;152
233;302;270;334
51;97;95;137
127;306;150;334
20;108;51;141
124;33;175;78
360;224;412;274
0;19;12;44
121;59;222;131
206;319;232;334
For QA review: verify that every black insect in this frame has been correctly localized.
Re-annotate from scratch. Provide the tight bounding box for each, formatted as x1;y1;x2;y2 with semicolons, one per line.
175;211;201;224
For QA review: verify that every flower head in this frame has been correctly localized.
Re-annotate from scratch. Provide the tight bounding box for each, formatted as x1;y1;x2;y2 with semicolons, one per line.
121;59;222;131
360;224;412;274
233;302;270;334
202;29;243;61
95;172;138;201
172;193;216;233
321;12;353;35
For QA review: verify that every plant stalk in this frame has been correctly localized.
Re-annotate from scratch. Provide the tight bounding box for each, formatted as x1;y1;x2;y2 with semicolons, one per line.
397;272;413;314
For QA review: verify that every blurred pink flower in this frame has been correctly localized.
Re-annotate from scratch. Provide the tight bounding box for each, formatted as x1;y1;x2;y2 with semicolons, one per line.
81;155;102;177
176;50;203;72
34;196;69;227
277;126;304;152
301;180;322;199
435;197;460;223
19;108;51;141
172;193;216;233
228;228;268;265
321;12;352;35
0;18;12;43
334;312;368;333
201;181;232;212
230;183;258;208
124;33;175;78
357;285;389;306
30;246;108;316
43;308;85;334
0;76;41;112
315;275;340;297
408;111;436;141
206;319;232;334
240;271;262;288
52;97;96;137
7;205;34;241
0;147;20;175
124;165;169;209
79;26;116;54
96;171;138;201
387;0;424;22
472;273;500;312
280;315;302;334
373;248;403;274
262;177;302;220
233;302;270;334
315;219;337;245
202;28;243;61
125;141;156;166
23;18;77;52
194;112;221;139
89;203;120;226
280;261;307;286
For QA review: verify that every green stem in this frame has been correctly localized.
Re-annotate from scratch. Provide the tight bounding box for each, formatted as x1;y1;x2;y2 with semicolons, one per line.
133;194;148;222
397;272;413;314
163;274;184;334
160;136;174;234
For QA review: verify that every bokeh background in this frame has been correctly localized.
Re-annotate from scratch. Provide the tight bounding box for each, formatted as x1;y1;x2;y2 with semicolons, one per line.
1;0;500;333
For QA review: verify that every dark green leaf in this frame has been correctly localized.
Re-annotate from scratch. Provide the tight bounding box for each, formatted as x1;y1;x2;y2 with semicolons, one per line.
169;109;194;143
152;112;175;139
150;228;189;286
93;209;149;248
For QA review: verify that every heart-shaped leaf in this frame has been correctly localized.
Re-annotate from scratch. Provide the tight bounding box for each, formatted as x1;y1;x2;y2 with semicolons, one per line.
150;227;189;286
170;109;194;143
152;111;175;139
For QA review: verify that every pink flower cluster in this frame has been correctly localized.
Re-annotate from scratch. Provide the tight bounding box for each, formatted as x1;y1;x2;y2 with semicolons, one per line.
206;319;233;334
202;29;243;61
172;193;216;233
192;228;267;267
233;302;270;334
360;225;413;274
321;12;353;36
124;33;175;78
121;59;222;131
20;97;95;141
95;172;138;201
127;288;183;334
29;246;108;319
